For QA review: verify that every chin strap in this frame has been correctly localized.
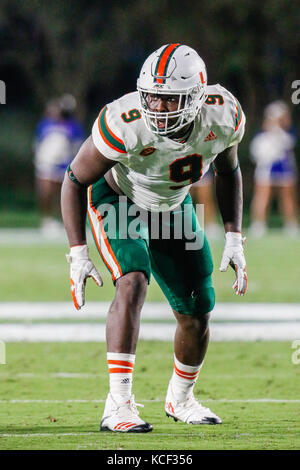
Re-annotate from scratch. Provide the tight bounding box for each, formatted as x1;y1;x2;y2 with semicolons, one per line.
169;122;194;142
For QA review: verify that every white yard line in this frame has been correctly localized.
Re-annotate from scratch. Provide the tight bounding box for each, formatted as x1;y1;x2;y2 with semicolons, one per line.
0;398;299;404
0;432;97;438
0;322;300;341
0;301;299;341
0;372;295;380
0;229;94;245
1;302;300;321
15;372;101;379
0;432;196;438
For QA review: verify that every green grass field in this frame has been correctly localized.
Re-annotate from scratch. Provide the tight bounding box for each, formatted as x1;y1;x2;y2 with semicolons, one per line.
0;341;299;450
0;231;299;302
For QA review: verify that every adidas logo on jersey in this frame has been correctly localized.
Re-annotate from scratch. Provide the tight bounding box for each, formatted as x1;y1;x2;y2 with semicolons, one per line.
204;131;217;142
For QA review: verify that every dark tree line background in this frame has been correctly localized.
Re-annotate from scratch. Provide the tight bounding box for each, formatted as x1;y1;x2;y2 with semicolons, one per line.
0;0;299;220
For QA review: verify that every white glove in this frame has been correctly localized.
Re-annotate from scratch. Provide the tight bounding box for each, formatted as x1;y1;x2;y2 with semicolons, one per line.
66;244;103;310
219;232;248;296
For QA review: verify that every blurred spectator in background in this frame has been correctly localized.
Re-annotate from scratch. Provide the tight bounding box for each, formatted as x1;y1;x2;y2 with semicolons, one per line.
34;94;85;236
190;168;222;240
249;101;299;238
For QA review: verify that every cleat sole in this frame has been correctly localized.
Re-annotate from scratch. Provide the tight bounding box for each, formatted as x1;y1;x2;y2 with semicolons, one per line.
166;412;178;422
166;412;221;425
100;423;153;433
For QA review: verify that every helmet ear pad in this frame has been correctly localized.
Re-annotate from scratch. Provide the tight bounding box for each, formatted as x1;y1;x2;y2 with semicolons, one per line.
137;44;207;136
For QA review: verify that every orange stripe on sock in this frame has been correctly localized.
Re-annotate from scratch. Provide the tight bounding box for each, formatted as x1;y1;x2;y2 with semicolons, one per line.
107;360;134;368
174;363;199;376
175;370;199;380
109;368;133;374
174;363;200;379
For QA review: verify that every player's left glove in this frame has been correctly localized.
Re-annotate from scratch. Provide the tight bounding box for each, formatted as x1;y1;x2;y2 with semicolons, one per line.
66;244;103;310
219;232;248;296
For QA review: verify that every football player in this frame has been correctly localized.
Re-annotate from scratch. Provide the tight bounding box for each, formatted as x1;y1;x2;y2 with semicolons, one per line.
61;44;248;432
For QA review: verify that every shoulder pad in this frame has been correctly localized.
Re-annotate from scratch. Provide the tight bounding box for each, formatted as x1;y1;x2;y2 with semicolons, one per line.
91;92;140;160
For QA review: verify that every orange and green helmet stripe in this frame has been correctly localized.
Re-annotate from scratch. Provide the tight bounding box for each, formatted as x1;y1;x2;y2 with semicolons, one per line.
154;43;181;84
235;99;243;132
98;106;127;154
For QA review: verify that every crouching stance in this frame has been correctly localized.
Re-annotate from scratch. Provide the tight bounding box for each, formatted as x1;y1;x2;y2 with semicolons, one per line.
61;44;247;432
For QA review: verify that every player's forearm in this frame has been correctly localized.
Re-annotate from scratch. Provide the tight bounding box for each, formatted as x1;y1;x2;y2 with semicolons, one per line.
61;174;88;247
215;167;243;233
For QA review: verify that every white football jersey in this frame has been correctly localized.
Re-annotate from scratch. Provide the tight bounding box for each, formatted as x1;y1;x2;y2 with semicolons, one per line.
92;84;245;212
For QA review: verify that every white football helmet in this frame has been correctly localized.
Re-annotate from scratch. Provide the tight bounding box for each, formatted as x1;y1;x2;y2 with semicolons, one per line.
137;44;207;135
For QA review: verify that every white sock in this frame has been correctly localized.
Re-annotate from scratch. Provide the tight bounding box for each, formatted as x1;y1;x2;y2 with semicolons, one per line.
170;355;203;402
107;352;135;402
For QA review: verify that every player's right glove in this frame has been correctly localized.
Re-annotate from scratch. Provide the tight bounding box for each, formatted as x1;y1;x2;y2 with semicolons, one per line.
66;244;103;310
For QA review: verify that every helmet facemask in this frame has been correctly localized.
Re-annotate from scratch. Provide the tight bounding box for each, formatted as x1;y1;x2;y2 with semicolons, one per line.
138;85;206;136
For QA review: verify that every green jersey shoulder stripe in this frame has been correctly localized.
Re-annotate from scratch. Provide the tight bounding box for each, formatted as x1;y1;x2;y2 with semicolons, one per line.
98;106;127;154
235;100;243;132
